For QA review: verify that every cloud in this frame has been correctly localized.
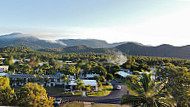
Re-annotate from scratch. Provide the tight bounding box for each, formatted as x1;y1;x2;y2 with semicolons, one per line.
45;40;67;46
0;5;190;46
67;5;190;46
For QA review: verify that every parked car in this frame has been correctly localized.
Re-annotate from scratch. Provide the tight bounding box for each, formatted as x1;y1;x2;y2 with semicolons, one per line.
54;98;62;106
115;85;121;90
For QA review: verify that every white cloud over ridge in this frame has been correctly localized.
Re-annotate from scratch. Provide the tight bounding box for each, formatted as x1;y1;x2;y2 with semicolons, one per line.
0;5;190;46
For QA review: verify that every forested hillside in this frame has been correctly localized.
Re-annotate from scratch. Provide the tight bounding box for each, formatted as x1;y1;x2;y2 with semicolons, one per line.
115;42;190;59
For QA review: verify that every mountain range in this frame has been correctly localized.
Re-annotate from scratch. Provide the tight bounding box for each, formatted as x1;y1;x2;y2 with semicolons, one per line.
0;33;190;59
0;33;125;49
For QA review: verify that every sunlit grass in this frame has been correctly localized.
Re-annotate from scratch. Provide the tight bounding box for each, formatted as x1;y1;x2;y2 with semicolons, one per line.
63;102;84;107
88;85;113;96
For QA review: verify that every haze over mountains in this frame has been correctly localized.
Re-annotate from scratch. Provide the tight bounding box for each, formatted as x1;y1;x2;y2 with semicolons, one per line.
1;33;190;59
0;33;65;49
0;33;125;49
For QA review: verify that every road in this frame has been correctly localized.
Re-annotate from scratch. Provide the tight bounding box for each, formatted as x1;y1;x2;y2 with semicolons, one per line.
51;79;128;104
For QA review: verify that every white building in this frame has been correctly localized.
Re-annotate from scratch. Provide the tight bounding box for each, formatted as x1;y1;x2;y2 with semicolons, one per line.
0;66;9;73
6;74;62;87
24;59;31;62
85;74;100;79
39;62;49;66
68;79;98;91
0;73;8;76
117;70;155;80
117;71;131;79
13;59;22;63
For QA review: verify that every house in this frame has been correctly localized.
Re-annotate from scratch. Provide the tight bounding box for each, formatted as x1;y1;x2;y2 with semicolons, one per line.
13;59;22;63
5;73;63;87
66;61;73;64
55;59;63;63
150;67;156;72
84;74;100;79
117;70;156;80
68;79;98;91
117;71;131;79
0;58;5;60
0;66;9;73
39;62;49;66
120;69;132;73
0;73;8;76
0;58;5;63
24;59;31;62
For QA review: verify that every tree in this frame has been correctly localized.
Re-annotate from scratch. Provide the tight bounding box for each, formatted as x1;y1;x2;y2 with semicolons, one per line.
94;75;100;81
97;80;102;88
93;66;107;76
156;66;190;106
0;77;16;106
121;73;176;107
106;73;114;81
75;67;81;79
18;83;55;107
76;79;85;93
8;56;14;65
100;75;106;82
86;85;92;92
61;75;69;90
83;64;92;76
28;57;38;68
68;65;76;75
110;65;121;74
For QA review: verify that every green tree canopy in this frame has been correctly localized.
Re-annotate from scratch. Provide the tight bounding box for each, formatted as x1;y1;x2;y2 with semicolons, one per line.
18;83;55;107
0;77;16;106
121;73;176;107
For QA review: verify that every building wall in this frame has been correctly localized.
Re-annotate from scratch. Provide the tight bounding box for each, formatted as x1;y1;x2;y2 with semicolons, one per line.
0;66;9;73
9;77;63;87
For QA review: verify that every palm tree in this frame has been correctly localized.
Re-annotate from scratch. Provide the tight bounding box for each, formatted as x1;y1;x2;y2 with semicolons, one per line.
86;85;92;92
75;67;81;79
61;75;69;91
76;79;85;93
121;73;176;107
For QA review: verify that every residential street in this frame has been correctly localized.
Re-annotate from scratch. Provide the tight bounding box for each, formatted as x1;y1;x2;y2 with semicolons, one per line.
52;79;128;104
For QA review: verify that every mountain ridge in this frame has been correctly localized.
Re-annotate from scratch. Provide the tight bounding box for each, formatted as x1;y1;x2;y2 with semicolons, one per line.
1;33;190;59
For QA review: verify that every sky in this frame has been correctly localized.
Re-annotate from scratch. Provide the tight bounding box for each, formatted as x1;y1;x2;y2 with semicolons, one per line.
0;0;190;46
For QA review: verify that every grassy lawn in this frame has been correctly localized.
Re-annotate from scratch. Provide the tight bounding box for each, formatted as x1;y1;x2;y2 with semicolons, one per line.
63;102;84;107
46;87;83;96
92;103;130;107
62;102;130;107
45;87;72;95
46;85;113;96
87;85;113;96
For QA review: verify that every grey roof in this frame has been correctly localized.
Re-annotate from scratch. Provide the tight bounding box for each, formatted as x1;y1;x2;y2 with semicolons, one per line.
117;71;131;78
86;74;100;78
0;73;8;76
68;79;98;86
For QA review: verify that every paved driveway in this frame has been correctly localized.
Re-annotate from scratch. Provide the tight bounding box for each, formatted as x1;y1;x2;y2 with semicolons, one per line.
51;79;128;104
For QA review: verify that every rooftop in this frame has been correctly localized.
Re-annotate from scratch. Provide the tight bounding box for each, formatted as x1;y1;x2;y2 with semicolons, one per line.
117;71;131;78
86;74;100;78
68;79;98;86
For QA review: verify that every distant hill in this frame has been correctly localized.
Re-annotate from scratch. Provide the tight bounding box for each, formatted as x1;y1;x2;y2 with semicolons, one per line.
1;33;190;59
115;42;190;59
39;45;116;54
0;47;34;53
0;33;126;49
57;39;126;48
0;33;65;50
